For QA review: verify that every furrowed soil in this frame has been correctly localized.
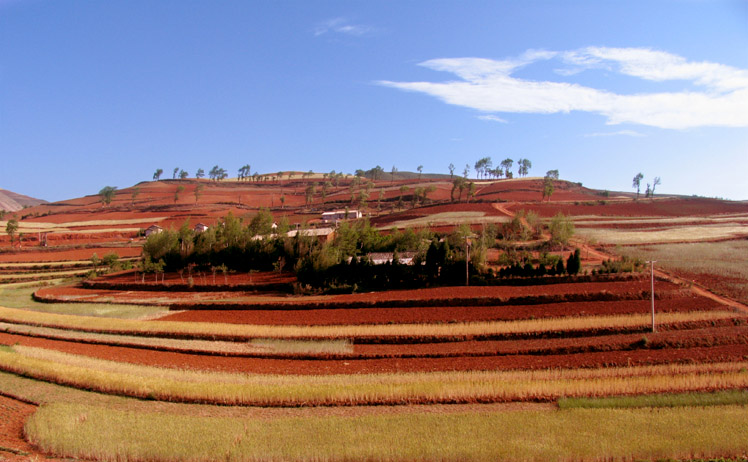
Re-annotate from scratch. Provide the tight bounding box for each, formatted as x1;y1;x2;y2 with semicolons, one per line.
2;331;748;375
158;297;723;325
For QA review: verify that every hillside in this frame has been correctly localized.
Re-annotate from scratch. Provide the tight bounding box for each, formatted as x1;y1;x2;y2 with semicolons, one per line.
0;188;47;212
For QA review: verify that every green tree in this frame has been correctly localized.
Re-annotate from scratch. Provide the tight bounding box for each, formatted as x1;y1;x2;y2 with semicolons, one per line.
99;186;117;206
566;248;582;275
632;173;644;199
179;169;189;179
174;185;185;203
5;219;18;245
548;213;575;248
500;158;514;178
153;169;163;181
545;169;560;180
195;168;205;179
451;177;466;202
194;184;204;204
173;167;179;179
518;158;532;177
417;165;423;180
542;176;554;202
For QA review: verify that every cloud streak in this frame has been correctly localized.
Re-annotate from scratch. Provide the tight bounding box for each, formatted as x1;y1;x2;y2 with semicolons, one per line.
378;47;748;129
315;18;373;37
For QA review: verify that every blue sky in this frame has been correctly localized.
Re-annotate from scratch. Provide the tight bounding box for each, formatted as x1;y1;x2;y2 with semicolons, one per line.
1;0;747;202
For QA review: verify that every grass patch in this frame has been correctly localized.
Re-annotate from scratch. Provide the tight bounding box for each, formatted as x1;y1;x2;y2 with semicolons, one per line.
577;225;748;245
25;401;748;461
559;389;748;409
621;240;748;305
248;338;353;354
380;212;510;229
3;346;748;406
0;284;168;319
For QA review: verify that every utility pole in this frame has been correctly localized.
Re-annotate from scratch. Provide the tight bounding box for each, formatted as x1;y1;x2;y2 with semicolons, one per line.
649;260;657;332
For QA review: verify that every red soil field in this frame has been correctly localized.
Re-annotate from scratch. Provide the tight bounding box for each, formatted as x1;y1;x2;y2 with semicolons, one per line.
2;331;747;376
475;179;601;203
0;394;39;460
508;197;748;218
158;297;723;326
0;246;142;263
33;277;685;308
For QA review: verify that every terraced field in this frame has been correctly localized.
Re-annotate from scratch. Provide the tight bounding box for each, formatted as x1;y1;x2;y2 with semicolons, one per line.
1;180;747;461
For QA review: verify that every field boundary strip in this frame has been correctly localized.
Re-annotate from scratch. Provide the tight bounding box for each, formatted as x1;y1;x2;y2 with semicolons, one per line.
0;305;741;342
2;346;748;406
2;321;747;360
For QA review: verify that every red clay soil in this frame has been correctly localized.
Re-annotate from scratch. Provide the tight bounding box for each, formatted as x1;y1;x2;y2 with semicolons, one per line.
0;246;141;263
2;331;748;376
158;297;723;326
0;394;39;460
476;179;600;203
348;326;748;358
34;278;684;308
508;197;748;218
324;279;681;303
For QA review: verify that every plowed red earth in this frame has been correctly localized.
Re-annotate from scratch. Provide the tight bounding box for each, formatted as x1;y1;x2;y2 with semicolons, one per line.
0;394;39;460
0;246;141;263
2;331;748;375
159;297;722;325
34;278;683;307
508;197;748;218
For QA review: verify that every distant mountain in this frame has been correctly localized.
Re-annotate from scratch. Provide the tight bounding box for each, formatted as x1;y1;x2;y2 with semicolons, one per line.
0;189;47;212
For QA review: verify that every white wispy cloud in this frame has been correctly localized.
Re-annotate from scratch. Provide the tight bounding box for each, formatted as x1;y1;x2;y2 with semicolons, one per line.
378;47;748;129
584;130;645;137
315;18;373;37
478;115;508;123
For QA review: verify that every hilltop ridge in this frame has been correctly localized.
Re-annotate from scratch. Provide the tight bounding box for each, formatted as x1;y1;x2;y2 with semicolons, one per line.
0;188;47;212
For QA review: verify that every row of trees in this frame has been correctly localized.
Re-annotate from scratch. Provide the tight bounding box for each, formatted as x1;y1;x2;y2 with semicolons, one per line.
151;161;537;185
472;158;532;180
632;173;661;199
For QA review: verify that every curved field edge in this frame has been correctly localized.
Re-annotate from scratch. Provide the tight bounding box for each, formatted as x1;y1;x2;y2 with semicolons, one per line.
25;401;748;462
4;322;748;360
0;305;740;342
3;346;748;406
559;389;748;409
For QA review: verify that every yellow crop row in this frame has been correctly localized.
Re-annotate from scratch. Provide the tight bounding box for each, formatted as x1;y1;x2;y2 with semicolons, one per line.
0;305;738;340
3;346;748;406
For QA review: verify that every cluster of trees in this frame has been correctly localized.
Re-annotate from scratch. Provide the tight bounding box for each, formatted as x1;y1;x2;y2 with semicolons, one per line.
138;208;582;292
632;173;661;199
472;157;532;180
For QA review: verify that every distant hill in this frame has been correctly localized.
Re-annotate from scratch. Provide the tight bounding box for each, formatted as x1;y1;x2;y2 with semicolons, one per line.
0;189;47;212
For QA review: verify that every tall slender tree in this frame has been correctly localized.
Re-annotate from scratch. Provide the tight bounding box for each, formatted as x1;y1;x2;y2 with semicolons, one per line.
652;177;661;196
518;159;532;177
632;172;644;199
153;169;163;181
